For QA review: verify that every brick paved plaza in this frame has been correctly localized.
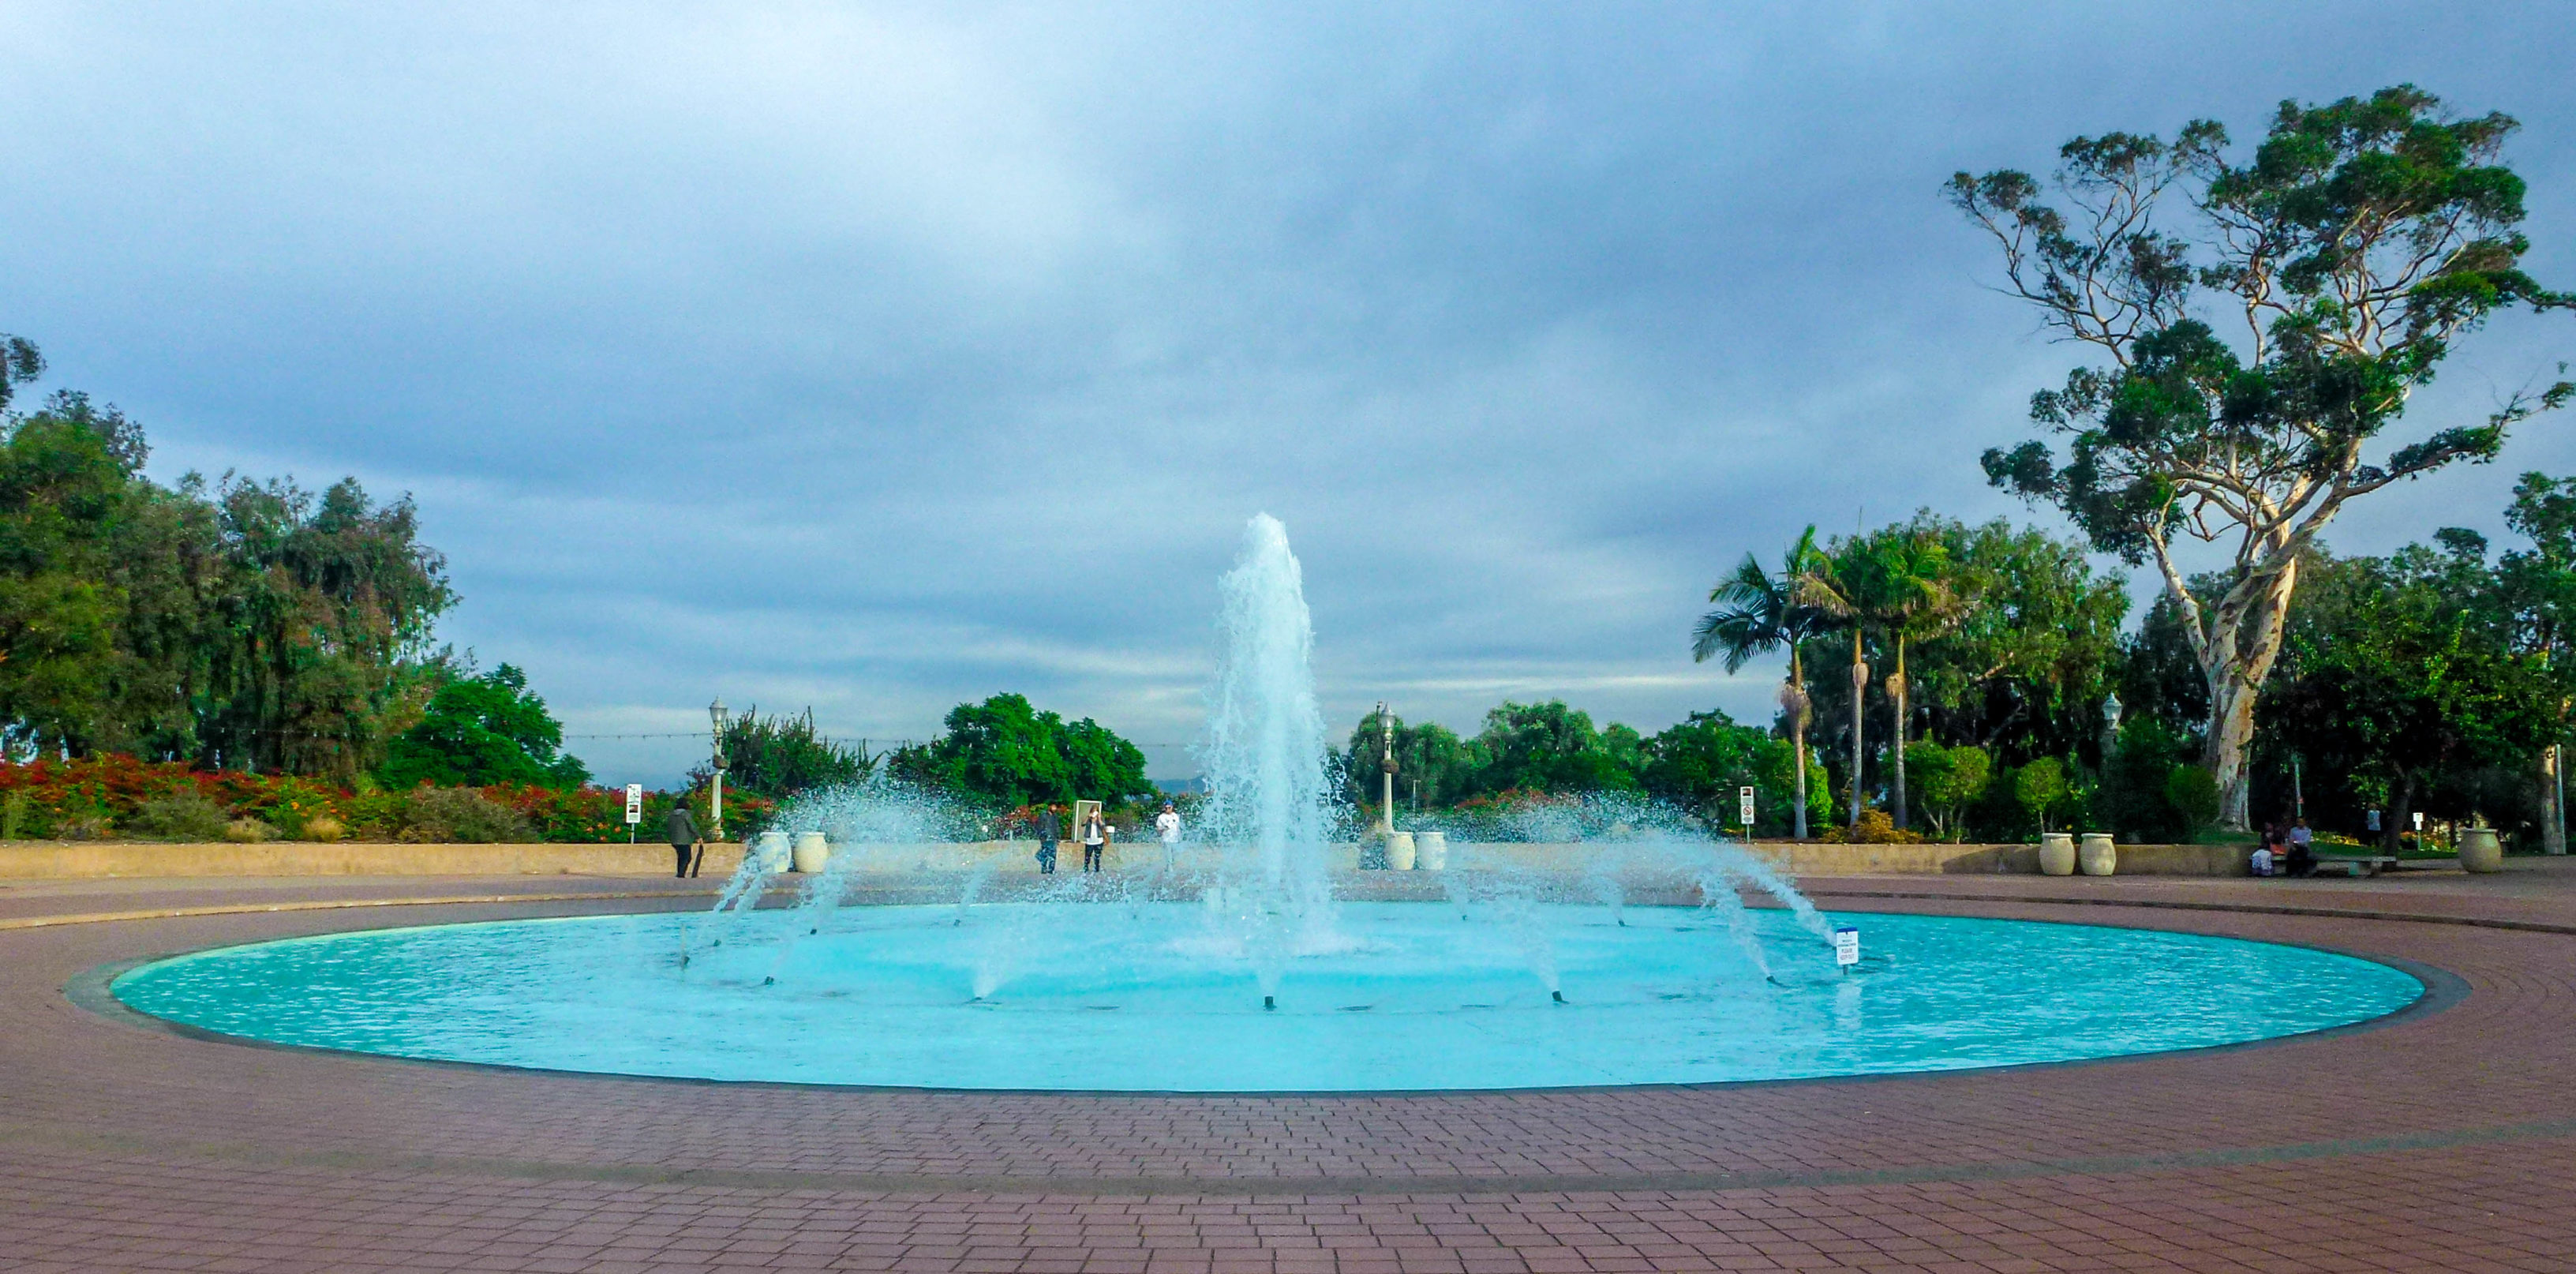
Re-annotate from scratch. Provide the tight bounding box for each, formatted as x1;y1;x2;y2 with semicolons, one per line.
5;865;2574;1272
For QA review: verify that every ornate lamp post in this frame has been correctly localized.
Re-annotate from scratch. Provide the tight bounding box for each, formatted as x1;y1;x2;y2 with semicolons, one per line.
709;698;731;841
1377;700;1397;835
2101;691;2123;764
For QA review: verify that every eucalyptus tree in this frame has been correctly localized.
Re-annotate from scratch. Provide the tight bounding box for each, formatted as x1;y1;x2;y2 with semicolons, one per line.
1951;84;2573;828
1693;526;1825;836
0;332;40;413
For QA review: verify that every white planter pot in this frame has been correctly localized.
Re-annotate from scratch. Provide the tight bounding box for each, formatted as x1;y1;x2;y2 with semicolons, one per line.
792;831;830;874
1386;831;1416;871
2460;826;2503;873
2078;832;2117;877
1414;830;1447;871
2038;832;2076;876
754;829;792;872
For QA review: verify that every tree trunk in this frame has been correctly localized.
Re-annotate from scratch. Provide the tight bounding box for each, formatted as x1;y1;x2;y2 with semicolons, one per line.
1848;629;1866;826
2544;744;2566;856
2196;559;2301;830
1789;643;1809;840
1890;635;1909;831
2386;772;2418;854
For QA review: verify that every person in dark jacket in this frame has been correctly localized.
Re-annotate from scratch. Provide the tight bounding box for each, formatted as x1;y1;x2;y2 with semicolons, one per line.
668;802;702;878
1035;805;1060;874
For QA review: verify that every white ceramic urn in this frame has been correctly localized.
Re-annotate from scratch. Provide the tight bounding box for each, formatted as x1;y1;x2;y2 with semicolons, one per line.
2077;832;2117;877
792;830;830;874
2038;831;2076;876
754;828;792;872
1414;830;1448;871
2460;825;2503;873
1385;830;1417;871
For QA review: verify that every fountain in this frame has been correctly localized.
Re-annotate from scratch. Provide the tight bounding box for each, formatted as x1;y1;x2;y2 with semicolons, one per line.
106;514;2428;1092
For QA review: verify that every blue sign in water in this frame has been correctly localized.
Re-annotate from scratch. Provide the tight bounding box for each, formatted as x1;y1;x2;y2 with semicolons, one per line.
110;903;2421;1092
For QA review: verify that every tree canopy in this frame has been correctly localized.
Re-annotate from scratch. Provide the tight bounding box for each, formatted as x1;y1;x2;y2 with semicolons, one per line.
1955;84;2573;826
0;354;458;779
891;693;1155;810
378;664;589;790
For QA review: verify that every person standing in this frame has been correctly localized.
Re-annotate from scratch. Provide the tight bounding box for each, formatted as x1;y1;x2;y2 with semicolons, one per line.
667;800;702;879
1155;800;1181;871
1035;804;1060;875
1081;807;1108;873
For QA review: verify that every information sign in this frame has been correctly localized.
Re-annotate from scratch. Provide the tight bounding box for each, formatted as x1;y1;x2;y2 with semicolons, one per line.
624;783;644;824
1833;926;1860;969
1737;786;1755;828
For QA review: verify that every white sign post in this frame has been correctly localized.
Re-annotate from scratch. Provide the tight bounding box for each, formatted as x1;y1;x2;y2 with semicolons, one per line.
624;783;644;843
1833;925;1860;971
1737;786;1756;832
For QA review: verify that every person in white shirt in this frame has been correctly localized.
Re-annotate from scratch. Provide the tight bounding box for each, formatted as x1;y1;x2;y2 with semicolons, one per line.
1082;809;1108;873
1155;801;1181;871
2249;845;2275;877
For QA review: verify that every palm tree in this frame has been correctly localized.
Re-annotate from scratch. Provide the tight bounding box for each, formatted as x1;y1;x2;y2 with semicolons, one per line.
1793;552;1871;829
1693;527;1825;837
1866;533;1971;830
1799;529;1971;830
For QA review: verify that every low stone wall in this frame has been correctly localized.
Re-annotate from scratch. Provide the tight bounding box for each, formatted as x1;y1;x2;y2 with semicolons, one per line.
0;840;747;879
0;837;2252;879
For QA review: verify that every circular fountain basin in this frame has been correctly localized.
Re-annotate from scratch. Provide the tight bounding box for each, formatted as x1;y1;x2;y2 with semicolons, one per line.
109;903;2422;1092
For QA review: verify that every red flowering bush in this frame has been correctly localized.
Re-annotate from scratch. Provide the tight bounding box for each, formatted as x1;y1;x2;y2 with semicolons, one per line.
0;755;755;844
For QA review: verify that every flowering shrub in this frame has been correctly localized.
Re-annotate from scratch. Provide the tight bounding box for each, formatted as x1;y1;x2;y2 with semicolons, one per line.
0;755;764;843
1814;810;1925;845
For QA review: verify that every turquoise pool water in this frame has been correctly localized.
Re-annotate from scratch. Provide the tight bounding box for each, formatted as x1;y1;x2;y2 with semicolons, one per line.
109;904;2422;1092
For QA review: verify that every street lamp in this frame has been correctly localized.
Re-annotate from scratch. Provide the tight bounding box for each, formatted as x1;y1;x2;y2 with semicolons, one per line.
2100;691;2123;763
1376;701;1397;836
709;698;731;841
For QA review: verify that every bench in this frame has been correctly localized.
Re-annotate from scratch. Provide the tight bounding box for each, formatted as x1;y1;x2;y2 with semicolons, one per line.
2304;852;2398;878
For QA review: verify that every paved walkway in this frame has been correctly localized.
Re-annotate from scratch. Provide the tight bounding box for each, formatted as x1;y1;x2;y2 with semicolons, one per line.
3;862;2574;1271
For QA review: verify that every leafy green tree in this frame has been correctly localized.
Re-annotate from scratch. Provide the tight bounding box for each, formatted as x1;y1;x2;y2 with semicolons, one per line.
2262;539;2559;849
196;474;456;780
1901;514;2129;767
0;392;145;756
1955;84;2574;829
1693;526;1827;836
2165;763;2222;835
1470;700;1640;796
1904;740;1991;841
378;664;588;789
893;693;1154;810
2116;594;2213;750
2014;756;2071;834
1642;709;1827;834
2497;472;2576;852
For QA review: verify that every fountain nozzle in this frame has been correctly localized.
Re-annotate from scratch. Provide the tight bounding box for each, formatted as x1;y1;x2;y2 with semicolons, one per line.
1263;995;1276;1011
762;976;775;986
1551;990;1565;1005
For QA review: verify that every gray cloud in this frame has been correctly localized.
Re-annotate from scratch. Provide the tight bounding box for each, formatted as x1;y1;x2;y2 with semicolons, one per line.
3;2;2570;782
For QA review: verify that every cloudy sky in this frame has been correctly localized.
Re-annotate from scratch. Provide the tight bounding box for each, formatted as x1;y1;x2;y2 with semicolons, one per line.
3;3;2571;785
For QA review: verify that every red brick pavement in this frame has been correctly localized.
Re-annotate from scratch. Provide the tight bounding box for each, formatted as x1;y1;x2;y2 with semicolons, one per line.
3;863;2574;1270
